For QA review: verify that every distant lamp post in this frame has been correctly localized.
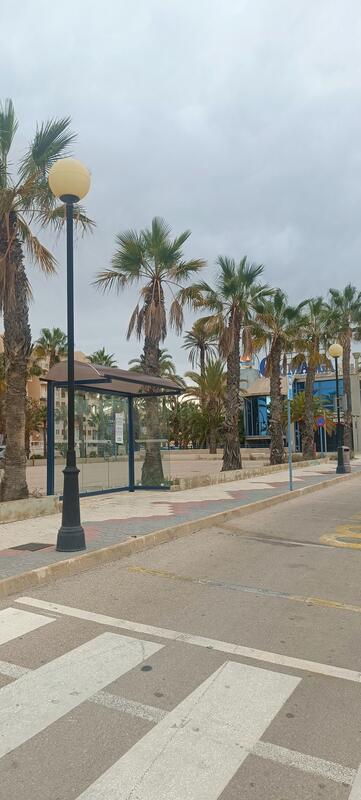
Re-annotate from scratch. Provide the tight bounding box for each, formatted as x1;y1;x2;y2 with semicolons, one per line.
48;158;91;551
329;342;345;474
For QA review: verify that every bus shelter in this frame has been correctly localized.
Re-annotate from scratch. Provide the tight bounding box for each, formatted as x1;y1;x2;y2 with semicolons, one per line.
44;361;182;496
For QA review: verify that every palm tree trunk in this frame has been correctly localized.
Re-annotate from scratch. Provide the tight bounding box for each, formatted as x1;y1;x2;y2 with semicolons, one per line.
222;321;241;471
269;341;285;465
200;346;205;377
199;345;206;418
342;336;352;451
78;417;86;459
141;334;165;485
0;230;31;500
209;424;217;454
303;364;316;459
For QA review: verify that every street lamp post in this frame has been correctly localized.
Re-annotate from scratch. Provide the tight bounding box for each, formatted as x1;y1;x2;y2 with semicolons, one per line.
48;158;91;551
329;342;345;474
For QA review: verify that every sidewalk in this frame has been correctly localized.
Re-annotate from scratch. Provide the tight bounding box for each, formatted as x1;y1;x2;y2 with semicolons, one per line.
0;458;360;585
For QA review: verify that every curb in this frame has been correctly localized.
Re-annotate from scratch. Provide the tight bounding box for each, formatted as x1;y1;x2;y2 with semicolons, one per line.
170;456;334;491
0;469;359;599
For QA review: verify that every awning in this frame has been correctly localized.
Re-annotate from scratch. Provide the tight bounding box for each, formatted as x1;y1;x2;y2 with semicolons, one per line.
43;361;182;397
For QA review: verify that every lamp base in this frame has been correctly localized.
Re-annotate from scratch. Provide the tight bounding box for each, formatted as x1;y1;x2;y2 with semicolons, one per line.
56;525;86;552
56;460;86;552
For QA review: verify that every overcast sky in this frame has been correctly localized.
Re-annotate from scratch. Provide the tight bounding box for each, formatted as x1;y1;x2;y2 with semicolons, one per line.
2;0;361;373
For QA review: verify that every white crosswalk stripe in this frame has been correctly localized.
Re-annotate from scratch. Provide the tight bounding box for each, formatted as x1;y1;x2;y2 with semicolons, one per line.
0;655;355;788
76;661;300;800
0;632;163;759
0;607;54;645
16;596;361;683
0;603;357;796
349;766;361;798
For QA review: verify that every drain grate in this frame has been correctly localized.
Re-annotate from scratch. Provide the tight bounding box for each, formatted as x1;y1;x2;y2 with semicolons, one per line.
11;542;53;552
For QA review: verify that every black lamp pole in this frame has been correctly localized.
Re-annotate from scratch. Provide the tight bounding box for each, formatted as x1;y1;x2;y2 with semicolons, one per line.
334;354;345;475
56;195;86;551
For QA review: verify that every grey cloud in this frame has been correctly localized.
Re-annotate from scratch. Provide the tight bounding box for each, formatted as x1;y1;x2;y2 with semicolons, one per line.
2;0;361;374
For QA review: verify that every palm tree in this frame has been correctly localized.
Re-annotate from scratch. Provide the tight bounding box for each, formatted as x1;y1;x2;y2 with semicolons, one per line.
290;391;335;439
293;297;331;460
128;348;185;387
55;404;67;445
183;318;218;375
88;348;117;367
74;394;90;459
95;217;205;484
0;99;92;500
254;291;303;465
190;256;270;471
184;360;226;454
327;284;361;450
35;327;67;369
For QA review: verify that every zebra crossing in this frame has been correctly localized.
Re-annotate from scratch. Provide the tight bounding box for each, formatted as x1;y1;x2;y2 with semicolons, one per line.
0;601;359;798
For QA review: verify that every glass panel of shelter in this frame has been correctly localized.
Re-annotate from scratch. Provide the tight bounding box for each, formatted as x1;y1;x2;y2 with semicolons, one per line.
54;387;129;494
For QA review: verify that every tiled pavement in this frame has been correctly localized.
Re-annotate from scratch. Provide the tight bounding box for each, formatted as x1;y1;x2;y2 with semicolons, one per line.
0;459;360;581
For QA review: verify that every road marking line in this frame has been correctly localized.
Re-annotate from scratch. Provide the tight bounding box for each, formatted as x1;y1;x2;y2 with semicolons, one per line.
0;659;166;723
0;659;30;679
246;535;336;550
321;524;361;550
91;691;167;723
127;565;361;615
0;632;163;759
15;598;361;683
0;654;356;787
349;765;361;798
76;661;300;799
0;607;54;645
252;742;356;786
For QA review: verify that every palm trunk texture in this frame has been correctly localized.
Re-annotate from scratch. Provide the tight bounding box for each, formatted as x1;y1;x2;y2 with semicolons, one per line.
141;334;165;486
342;337;352;451
0;227;31;501
209;424;217;455
269;342;285;465
303;364;316;460
222;322;241;471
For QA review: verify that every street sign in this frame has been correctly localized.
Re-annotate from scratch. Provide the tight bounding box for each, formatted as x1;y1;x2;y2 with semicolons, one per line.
287;375;292;400
115;412;124;444
316;416;325;427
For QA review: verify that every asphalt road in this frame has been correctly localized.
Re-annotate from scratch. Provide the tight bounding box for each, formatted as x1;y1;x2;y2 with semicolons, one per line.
0;477;361;799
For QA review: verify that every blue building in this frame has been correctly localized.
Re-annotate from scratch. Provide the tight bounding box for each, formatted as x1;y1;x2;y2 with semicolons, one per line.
244;371;346;452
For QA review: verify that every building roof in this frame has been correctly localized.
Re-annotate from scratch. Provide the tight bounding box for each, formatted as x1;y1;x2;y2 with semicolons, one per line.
43;360;182;397
245;376;288;397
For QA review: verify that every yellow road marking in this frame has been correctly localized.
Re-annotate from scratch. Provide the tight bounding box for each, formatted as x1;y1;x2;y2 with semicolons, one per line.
127;566;361;614
321;521;361;549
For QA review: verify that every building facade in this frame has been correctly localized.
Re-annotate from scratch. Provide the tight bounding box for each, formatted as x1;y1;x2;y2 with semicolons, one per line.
243;358;361;453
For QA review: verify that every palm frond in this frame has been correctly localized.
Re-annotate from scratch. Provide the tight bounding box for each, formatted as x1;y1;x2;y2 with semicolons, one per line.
169;298;184;334
35;204;95;235
0;99;18;186
242;326;253;359
93;269;130;293
127;304;140;339
20;117;76;179
169;258;206;282
176;285;206;308
144;299;167;341
16;216;56;274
